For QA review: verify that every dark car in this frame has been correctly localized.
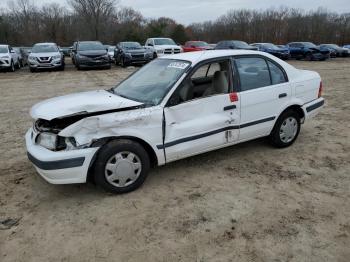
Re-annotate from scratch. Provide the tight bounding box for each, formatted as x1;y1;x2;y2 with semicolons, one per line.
287;42;330;61
319;44;349;57
114;42;154;67
60;47;71;57
215;40;258;50
72;41;111;70
250;43;290;60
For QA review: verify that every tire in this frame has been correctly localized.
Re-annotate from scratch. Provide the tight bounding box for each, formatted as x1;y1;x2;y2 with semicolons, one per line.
153;52;157;59
9;60;15;72
93;139;150;194
120;57;127;68
269;110;301;148
30;67;36;73
305;53;313;61
105;64;111;70
16;59;21;69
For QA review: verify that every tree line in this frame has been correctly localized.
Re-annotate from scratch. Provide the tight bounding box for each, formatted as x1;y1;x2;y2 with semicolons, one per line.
0;0;349;47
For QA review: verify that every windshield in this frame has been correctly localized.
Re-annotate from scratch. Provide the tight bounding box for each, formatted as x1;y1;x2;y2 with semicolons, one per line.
154;38;176;45
121;42;142;49
233;41;250;48
78;42;105;51
263;43;279;50
190;41;208;47
324;44;339;48
32;44;58;53
0;47;8;53
303;42;317;48
112;59;190;105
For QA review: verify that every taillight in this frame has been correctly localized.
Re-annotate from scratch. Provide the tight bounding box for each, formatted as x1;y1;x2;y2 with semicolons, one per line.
229;92;238;102
318;81;323;98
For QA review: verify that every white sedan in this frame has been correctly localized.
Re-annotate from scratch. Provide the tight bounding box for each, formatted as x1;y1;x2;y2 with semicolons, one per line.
26;50;324;193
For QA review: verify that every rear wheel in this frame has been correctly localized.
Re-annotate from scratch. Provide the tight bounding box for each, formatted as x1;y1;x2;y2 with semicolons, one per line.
93;139;150;194
269;110;301;148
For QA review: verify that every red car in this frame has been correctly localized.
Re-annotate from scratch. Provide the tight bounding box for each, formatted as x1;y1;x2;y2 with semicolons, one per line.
182;41;213;52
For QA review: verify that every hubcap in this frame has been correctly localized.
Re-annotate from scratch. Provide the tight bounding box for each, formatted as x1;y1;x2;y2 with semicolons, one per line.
104;151;142;188
279;117;298;143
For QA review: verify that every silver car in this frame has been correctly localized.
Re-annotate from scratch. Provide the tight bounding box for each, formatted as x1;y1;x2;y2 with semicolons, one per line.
28;43;65;72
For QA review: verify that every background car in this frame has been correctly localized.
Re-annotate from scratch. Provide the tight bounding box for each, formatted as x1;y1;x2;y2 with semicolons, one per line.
287;42;330;61
343;44;350;49
215;40;258;50
28;42;65;72
182;41;213;52
105;45;115;63
71;41;111;70
319;44;349;57
114;42;154;67
60;47;71;57
19;47;31;66
250;43;290;60
0;44;21;72
13;47;24;67
145;37;182;57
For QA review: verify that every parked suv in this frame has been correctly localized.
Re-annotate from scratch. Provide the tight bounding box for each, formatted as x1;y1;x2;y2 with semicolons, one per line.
114;42;154;67
26;50;324;194
28;43;65;72
0;44;21;72
145;38;182;57
71;41;111;70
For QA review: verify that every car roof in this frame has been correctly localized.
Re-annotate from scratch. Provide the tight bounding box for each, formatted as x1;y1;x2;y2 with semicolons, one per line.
160;50;267;64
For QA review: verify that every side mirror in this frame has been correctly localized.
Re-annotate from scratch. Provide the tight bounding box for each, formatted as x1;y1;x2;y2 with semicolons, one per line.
191;45;196;48
148;43;153;47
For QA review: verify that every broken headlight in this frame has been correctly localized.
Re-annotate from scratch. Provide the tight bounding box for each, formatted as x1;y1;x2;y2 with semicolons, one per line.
36;132;57;150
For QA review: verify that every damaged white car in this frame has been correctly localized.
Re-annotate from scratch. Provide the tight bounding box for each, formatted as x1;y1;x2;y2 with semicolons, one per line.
26;50;324;193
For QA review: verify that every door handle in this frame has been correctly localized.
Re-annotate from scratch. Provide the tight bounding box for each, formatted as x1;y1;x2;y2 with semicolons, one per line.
279;93;287;98
223;105;236;111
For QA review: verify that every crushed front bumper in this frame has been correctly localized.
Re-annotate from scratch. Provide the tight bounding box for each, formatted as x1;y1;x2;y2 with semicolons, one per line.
25;128;98;184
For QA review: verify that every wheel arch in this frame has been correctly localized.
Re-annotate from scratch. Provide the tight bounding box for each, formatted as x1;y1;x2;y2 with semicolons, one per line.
277;104;305;123
86;135;159;183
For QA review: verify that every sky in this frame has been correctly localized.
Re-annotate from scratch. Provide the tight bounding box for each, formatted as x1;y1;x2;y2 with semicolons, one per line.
1;0;350;24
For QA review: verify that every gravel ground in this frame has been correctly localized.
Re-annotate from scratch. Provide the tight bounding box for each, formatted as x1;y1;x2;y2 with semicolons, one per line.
0;59;349;262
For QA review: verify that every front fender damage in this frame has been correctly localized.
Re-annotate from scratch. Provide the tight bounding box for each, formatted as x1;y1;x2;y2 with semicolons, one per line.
58;107;158;146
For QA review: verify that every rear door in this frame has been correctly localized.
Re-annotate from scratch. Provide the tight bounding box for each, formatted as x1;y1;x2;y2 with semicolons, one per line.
163;58;240;162
234;55;291;141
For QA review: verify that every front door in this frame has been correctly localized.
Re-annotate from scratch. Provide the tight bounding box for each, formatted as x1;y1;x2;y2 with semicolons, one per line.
162;58;240;162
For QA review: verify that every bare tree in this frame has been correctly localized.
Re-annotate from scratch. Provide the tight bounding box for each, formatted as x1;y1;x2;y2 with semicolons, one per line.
69;0;118;40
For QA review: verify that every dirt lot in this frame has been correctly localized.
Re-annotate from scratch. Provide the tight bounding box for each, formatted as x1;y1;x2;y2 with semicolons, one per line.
0;58;349;262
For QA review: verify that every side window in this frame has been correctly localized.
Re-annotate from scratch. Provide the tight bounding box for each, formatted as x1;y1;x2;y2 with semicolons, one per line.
172;60;231;104
267;61;287;85
235;57;270;91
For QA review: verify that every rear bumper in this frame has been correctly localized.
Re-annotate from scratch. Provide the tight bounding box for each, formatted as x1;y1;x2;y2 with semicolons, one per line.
25;129;98;184
302;98;325;120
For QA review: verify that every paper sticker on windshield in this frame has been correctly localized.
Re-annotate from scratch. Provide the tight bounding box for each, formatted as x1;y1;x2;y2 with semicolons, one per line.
167;62;188;70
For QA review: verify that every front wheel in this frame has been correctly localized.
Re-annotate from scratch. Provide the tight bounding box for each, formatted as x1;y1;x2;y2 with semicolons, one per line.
93;139;150;194
269;110;301;148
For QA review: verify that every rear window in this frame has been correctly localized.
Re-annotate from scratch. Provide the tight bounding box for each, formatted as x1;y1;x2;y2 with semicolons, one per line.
235;57;270;91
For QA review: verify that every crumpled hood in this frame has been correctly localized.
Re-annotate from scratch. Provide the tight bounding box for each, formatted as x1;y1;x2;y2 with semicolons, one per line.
30;90;142;121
